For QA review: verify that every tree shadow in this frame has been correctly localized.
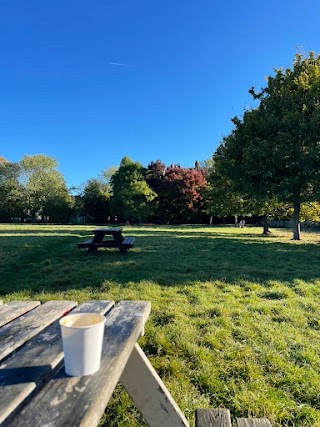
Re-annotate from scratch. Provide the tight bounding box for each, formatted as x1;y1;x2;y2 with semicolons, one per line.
1;226;320;297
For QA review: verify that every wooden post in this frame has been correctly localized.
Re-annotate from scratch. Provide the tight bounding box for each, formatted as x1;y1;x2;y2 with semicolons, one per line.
120;344;190;427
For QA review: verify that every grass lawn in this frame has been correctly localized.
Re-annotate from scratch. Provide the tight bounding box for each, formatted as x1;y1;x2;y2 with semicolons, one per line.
1;224;320;426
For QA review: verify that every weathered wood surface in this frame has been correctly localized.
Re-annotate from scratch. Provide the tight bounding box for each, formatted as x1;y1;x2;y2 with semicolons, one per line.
195;409;232;427
120;343;189;427
0;301;40;327
94;227;122;233
0;300;114;426
0;301;76;363
236;418;272;427
8;301;151;427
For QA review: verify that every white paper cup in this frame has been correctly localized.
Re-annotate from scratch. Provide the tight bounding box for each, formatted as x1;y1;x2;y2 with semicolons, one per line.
60;313;106;376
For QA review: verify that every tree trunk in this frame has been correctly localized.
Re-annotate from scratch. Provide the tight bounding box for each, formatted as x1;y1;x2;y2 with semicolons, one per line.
292;201;301;240
222;217;226;225
262;214;269;235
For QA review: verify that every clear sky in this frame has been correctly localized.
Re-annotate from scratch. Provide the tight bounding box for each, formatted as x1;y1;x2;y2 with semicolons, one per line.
1;0;319;188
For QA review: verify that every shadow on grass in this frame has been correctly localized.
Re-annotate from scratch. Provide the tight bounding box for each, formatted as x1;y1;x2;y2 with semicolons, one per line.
1;226;320;296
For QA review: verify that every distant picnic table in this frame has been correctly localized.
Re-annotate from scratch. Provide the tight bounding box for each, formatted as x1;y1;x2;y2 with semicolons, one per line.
77;227;135;255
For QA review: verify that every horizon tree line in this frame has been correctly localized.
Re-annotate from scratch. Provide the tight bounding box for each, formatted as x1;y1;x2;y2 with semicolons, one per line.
1;51;320;239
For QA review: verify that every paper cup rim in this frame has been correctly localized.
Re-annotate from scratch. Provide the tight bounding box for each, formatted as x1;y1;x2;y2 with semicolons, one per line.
59;313;106;329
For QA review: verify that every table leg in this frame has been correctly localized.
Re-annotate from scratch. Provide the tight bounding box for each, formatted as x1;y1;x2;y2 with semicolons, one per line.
120;344;190;427
86;244;97;256
86;233;104;255
119;246;128;255
113;232;127;254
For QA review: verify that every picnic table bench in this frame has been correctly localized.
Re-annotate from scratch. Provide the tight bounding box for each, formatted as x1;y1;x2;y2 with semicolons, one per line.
77;227;135;255
0;299;188;427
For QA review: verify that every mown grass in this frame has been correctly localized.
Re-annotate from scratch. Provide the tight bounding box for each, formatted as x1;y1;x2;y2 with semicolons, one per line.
1;224;320;426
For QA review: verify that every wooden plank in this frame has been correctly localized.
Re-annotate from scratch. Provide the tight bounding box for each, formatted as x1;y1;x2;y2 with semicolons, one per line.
122;237;135;246
236;418;272;427
120;343;189;427
195;409;232;427
0;300;114;426
77;239;94;248
94;227;122;233
0;301;40;327
8;301;151;427
0;301;76;363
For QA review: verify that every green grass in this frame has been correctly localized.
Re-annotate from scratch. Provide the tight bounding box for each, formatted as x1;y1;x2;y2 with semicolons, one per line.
1;224;320;426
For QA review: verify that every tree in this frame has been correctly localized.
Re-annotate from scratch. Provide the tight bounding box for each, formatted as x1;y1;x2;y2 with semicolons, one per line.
101;166;118;186
205;165;245;224
213;52;320;239
300;202;320;222
20;155;72;223
144;160;166;222
159;166;207;223
213;133;283;234
110;156;156;222
145;160;166;195
249;52;320;239
0;160;25;221
82;178;111;223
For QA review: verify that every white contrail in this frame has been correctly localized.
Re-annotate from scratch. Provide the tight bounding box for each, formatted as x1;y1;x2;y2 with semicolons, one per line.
108;61;134;67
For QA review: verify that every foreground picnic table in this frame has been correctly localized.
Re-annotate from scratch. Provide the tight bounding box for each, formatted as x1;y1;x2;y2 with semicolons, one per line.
77;227;135;255
0;300;189;427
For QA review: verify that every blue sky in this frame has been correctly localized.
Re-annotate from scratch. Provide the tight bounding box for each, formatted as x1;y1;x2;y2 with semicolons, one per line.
1;0;319;188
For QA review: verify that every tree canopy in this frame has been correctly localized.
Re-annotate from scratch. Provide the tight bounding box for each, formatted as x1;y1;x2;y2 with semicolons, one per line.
110;157;156;222
212;52;320;239
20;155;72;222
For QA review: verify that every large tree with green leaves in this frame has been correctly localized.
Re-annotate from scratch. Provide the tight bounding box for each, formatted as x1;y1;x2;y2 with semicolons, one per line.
0;159;25;221
205;168;245;225
212;126;281;234
251;52;320;239
214;52;320;239
20;154;72;222
110;156;156;222
82;178;111;223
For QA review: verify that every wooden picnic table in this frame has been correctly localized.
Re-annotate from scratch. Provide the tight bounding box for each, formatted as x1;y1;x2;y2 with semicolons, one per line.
0;300;189;427
77;227;135;255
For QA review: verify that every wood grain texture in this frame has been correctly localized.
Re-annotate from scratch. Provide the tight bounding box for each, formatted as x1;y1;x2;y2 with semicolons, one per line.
0;301;40;327
8;301;151;427
0;301;76;363
236;418;272;427
0;300;114;426
195;409;232;427
121;343;190;427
